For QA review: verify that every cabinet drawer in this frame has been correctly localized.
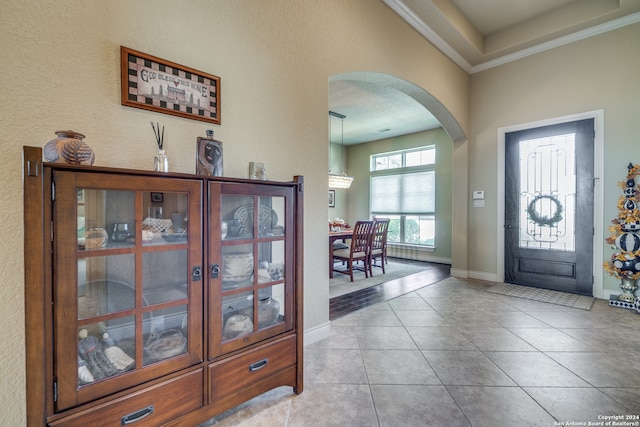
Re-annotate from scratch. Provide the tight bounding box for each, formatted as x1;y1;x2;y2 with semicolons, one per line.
50;369;203;427
208;335;296;402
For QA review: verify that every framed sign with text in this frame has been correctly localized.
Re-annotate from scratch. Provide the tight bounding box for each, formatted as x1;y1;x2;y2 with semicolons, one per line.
121;46;220;124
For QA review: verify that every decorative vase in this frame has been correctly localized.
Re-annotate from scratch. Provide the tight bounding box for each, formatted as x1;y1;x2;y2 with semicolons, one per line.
618;276;638;302
222;314;253;340
84;228;108;249
257;297;280;328
154;149;169;172
226;219;244;237
44;130;95;165
635;297;640;314
111;223;131;242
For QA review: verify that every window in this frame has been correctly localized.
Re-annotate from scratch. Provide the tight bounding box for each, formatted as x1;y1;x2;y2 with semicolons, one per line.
370;147;436;247
371;146;435;171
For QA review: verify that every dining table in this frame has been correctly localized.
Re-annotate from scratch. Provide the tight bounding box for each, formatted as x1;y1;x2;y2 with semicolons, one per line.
329;229;353;278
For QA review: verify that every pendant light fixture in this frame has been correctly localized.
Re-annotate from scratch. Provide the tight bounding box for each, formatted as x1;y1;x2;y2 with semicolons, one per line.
328;111;354;189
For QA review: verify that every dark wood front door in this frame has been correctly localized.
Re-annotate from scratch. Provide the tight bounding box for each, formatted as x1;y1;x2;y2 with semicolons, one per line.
504;119;594;295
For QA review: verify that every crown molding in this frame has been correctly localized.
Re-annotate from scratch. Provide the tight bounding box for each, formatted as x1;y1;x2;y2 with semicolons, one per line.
384;0;640;75
383;0;472;73
472;11;640;73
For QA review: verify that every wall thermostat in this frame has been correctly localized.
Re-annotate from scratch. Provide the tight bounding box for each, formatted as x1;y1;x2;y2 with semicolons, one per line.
472;190;485;200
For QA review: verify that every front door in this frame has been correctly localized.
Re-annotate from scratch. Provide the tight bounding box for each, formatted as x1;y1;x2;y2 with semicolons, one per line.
504;119;594;295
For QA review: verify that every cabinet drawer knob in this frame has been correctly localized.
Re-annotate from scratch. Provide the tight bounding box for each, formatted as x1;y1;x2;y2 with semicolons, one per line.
249;358;268;372
121;405;154;425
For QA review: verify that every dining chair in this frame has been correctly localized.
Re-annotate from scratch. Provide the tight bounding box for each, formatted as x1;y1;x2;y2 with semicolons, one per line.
369;219;390;274
332;220;375;282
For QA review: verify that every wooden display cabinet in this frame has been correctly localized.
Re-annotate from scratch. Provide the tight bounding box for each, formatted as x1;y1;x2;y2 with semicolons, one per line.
23;146;303;426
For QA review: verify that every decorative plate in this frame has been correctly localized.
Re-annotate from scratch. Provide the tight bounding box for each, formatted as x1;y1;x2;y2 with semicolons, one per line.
222;253;254;281
144;329;187;361
233;204;278;234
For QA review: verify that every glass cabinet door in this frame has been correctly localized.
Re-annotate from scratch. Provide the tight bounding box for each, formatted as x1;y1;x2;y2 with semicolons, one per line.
209;184;294;357
53;171;202;410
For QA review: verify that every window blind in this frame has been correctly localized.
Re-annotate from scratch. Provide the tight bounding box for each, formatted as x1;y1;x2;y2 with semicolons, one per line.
371;171;435;214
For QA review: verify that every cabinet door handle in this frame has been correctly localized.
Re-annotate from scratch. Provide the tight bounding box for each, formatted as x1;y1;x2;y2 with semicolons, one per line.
211;264;220;278
121;405;154;425
249;358;268;372
192;266;202;281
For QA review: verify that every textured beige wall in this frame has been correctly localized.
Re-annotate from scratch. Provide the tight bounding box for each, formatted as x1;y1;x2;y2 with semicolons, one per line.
0;0;468;423
468;23;640;292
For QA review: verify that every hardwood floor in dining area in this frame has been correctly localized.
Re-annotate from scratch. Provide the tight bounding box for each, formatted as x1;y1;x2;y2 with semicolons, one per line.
329;258;451;320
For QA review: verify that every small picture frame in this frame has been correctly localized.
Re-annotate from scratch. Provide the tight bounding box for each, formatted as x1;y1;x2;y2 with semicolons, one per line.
121;46;220;124
196;131;223;176
328;190;335;208
249;162;266;180
151;192;164;203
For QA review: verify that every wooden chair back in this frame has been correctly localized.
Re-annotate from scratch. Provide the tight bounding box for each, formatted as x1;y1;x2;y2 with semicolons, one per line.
371;219;390;252
351;220;375;255
332;220;375;281
369;218;390;273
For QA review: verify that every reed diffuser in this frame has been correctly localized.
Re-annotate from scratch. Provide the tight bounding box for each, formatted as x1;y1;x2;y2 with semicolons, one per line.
151;122;168;172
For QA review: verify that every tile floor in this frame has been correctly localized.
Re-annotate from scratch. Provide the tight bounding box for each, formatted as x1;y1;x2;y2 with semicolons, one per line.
203;276;640;426
329;260;451;319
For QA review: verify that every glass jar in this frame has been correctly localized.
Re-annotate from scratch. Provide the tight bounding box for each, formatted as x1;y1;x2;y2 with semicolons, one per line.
154;149;169;172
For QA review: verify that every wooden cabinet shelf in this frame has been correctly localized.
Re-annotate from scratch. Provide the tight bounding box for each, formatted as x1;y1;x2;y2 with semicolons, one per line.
23;146;303;426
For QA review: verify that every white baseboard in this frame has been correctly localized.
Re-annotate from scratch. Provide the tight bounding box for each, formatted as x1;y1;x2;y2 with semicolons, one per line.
450;268;468;278
387;246;451;265
303;321;331;346
468;270;498;282
451;268;498;282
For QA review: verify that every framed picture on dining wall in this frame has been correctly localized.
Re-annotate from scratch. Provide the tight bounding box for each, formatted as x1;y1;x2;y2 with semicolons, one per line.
328;190;335;208
121;46;220;124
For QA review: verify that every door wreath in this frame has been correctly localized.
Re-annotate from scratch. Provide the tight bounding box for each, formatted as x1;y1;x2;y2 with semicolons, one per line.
527;194;563;227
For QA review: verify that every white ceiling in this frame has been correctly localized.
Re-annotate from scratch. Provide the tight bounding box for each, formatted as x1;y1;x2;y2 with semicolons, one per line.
330;0;640;145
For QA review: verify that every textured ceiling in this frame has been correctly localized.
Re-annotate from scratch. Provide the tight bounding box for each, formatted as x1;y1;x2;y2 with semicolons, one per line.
331;0;640;145
329;79;441;145
450;0;579;35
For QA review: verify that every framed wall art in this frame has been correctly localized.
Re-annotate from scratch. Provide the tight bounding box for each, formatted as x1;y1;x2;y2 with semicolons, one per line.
121;46;220;124
328;190;335;208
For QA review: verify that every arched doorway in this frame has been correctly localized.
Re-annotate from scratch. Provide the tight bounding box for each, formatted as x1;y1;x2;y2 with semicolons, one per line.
328;72;467;304
330;72;465;143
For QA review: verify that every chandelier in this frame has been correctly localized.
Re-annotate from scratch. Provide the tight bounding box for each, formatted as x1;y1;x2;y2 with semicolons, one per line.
328;111;353;189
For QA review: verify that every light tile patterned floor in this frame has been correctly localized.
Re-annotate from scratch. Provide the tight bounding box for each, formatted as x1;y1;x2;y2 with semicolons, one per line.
202;277;640;426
